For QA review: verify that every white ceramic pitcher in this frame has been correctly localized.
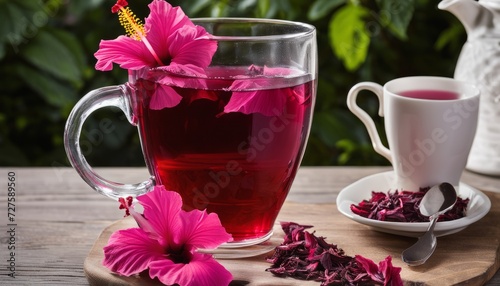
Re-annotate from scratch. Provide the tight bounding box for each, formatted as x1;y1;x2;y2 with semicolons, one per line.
439;0;500;176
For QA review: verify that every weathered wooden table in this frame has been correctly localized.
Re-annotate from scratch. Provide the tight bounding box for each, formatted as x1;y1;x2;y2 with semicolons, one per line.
0;166;498;285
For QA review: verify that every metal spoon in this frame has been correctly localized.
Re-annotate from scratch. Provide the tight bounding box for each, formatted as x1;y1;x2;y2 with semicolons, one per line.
401;182;457;266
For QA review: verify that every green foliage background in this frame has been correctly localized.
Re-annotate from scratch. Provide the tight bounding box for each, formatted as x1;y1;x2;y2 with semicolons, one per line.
0;0;466;167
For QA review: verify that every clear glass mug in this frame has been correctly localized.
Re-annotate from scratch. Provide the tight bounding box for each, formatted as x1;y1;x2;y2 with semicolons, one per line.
64;18;317;246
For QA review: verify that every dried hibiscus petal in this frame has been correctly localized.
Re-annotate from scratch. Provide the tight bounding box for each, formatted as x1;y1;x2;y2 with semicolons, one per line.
266;222;403;286
351;188;469;222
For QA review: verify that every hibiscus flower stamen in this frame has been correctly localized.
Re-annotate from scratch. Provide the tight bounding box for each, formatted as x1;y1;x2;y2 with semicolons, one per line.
118;196;158;238
112;0;164;66
118;196;134;217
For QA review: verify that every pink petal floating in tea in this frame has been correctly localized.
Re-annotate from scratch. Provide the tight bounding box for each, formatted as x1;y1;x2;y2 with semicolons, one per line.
230;65;295;86
223;89;287;116
103;186;233;286
241;65;294;78
155;62;209;91
262;66;294;76
222;65;309;116
186;90;219;105
149;83;182;110
159;62;207;79
290;82;309;105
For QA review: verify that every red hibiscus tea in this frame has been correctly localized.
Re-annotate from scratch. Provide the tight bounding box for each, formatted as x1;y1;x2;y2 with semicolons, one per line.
399;89;460;100
134;67;314;242
64;17;317;249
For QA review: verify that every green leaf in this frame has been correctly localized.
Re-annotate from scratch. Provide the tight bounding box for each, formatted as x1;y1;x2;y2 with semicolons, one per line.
238;0;259;12
183;0;212;15
210;2;226;17
11;0;46;11
435;23;464;50
66;0;104;20
375;0;414;40
257;0;271;18
336;139;356;165
329;4;370;71
13;64;77;107
48;28;87;80
308;0;345;21
20;29;82;84
0;3;26;45
0;1;56;54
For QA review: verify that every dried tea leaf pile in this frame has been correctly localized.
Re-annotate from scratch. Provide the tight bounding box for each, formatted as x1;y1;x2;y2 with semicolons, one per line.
350;189;469;222
266;222;403;286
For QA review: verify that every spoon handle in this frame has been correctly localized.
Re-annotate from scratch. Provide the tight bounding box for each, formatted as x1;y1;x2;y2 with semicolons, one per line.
427;214;439;232
401;215;439;266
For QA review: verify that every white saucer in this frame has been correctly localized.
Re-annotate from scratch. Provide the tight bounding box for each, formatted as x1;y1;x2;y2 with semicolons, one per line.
336;171;491;237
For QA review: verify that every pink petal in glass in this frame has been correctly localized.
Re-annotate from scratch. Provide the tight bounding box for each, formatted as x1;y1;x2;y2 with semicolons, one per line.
149;83;182;110
223;89;288;116
222;65;307;116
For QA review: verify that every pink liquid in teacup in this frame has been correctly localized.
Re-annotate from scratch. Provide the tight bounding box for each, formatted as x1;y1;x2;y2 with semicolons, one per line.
399;89;460;100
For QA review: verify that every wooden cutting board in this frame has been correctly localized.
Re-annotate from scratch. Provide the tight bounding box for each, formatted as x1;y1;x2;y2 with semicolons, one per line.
84;191;500;286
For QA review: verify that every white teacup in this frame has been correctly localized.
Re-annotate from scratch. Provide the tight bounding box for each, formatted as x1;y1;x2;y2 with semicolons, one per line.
347;76;480;191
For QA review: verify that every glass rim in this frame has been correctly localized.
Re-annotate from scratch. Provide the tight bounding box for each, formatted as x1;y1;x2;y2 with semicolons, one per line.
191;17;316;41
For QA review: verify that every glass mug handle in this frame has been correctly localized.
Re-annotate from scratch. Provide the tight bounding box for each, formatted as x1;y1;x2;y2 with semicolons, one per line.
346;82;392;164
63;84;155;200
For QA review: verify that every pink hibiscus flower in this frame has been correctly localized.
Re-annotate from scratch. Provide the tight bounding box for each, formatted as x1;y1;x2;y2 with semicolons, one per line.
94;0;217;110
103;186;233;286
